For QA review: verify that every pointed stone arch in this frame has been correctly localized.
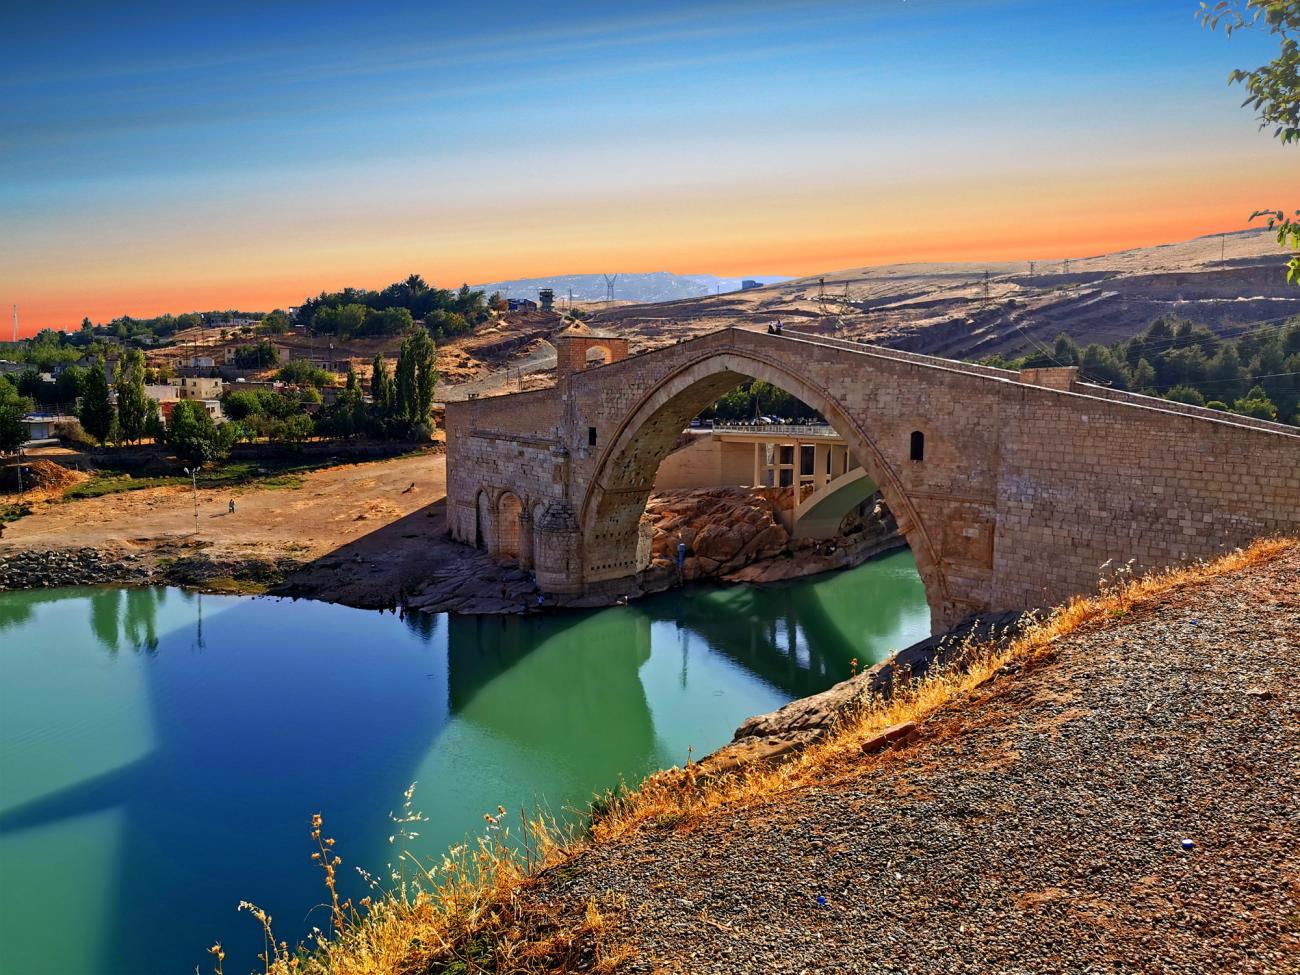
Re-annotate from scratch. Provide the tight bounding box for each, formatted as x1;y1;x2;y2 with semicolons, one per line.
576;349;952;625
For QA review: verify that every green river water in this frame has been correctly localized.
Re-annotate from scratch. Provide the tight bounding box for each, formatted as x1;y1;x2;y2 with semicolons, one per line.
0;550;928;974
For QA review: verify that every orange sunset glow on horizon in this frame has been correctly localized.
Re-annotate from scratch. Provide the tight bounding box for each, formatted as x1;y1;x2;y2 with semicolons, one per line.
3;1;1295;334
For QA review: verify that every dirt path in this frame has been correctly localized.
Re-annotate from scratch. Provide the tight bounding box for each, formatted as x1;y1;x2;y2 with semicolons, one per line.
533;544;1300;973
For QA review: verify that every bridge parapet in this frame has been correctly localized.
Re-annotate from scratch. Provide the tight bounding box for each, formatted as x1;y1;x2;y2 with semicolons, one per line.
447;326;1300;632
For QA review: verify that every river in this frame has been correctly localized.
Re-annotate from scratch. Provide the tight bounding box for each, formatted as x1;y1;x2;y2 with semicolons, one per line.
0;550;928;974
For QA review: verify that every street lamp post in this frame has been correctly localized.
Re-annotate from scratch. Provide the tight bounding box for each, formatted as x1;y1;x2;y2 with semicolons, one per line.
183;466;199;536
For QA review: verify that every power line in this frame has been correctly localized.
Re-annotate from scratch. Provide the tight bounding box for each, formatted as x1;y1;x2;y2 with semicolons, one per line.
1173;369;1300;389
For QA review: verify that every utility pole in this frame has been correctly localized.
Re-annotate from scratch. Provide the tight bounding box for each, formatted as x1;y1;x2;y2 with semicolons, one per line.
11;305;16;343
982;270;991;305
1028;261;1036;277
1221;233;1226;262
603;274;619;305
183;467;199;535
1062;258;1070;275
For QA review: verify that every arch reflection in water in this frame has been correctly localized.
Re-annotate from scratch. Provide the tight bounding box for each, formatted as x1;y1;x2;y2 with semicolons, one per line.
0;549;928;975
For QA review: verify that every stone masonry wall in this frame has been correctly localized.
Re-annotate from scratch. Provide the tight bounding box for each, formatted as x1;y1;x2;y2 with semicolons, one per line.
446;328;1300;631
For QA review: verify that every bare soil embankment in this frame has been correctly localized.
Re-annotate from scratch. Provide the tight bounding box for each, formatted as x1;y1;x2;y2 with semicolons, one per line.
0;452;464;603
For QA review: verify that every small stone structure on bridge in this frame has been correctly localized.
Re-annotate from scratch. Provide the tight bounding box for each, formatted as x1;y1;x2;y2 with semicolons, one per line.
446;327;1300;631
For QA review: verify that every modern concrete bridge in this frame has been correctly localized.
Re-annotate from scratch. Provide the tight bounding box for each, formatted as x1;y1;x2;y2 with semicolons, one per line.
654;422;878;539
446;327;1300;630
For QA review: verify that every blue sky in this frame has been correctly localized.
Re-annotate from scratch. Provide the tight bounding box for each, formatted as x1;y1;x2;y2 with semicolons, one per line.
2;0;1290;329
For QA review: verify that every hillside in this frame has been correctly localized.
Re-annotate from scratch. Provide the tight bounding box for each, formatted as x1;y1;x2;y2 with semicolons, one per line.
582;229;1299;360
471;272;792;304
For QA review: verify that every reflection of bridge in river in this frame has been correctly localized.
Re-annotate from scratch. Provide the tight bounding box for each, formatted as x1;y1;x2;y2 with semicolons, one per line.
0;564;927;973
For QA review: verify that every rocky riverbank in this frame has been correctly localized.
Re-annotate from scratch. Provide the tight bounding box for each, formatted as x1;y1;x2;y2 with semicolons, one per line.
484;540;1300;975
400;486;904;615
0;486;902;613
0;545;307;595
698;608;1028;776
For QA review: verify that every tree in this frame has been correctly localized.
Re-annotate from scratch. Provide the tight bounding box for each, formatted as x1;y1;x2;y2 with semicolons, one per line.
278;413;314;448
115;349;150;444
17;369;50;405
394;338;417;421
1233;384;1280;419
1052;333;1080;365
1166;384;1208;406
1079;344;1129;389
261;310;291;334
312;303;368;338
364;307;414;336
167;400;233;466
1207;343;1245;399
234;340;279;368
0;382;32;454
144;400;166;443
1201;1;1299;283
55;365;88;404
371;355;394;412
394;329;437;424
1131;358;1157;391
78;358;115;446
277;359;333;388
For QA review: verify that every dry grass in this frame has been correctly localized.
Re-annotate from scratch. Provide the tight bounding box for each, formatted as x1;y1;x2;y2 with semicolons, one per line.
585;537;1291;842
225;537;1294;975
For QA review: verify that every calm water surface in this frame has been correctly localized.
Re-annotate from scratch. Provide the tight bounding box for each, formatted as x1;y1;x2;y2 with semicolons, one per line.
0;551;927;974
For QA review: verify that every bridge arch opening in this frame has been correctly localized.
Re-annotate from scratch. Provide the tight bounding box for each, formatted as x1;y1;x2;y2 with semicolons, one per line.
585;345;613;368
576;350;950;627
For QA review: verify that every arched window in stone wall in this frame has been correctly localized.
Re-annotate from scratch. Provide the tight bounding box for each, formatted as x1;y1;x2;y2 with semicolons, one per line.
910;430;925;462
498;492;524;558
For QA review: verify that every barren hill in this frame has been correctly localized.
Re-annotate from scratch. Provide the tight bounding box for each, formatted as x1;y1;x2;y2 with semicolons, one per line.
582;229;1299;361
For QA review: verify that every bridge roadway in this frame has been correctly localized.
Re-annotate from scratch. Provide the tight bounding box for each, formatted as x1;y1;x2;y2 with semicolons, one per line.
446;326;1300;631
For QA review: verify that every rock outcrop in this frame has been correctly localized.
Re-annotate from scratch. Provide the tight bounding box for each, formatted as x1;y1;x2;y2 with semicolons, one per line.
697;609;1030;776
645;486;902;585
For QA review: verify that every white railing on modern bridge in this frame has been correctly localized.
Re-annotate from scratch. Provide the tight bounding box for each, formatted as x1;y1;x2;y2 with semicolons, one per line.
710;422;840;438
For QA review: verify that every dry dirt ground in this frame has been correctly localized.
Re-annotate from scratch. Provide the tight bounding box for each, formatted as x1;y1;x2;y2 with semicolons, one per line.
531;544;1300;974
0;453;472;606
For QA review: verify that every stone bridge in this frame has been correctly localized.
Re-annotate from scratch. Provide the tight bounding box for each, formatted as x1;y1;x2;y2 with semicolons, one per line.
446;327;1300;630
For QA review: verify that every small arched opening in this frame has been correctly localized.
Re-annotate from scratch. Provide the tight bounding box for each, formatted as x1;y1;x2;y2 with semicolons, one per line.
585;345;613;368
475;490;492;551
498;492;524;559
910;430;925;462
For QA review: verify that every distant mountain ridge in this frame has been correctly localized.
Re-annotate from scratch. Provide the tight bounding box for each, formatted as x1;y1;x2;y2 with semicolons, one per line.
471;271;792;304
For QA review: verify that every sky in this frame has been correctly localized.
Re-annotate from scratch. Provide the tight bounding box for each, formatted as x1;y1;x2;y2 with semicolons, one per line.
1;0;1294;334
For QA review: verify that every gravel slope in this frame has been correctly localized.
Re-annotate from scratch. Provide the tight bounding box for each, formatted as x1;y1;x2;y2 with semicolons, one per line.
538;546;1300;974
